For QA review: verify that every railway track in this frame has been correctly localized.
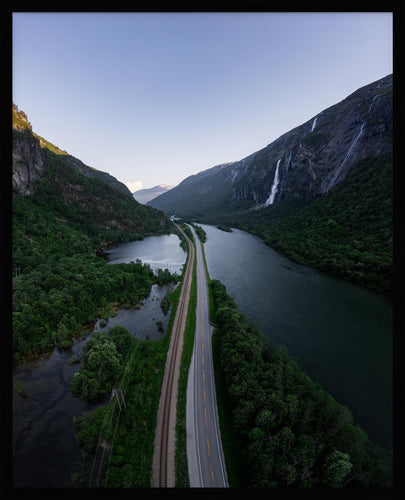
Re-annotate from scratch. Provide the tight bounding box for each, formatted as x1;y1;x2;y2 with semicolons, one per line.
153;224;195;487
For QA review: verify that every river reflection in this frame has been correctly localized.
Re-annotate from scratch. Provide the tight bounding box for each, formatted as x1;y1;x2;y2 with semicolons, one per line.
105;233;186;274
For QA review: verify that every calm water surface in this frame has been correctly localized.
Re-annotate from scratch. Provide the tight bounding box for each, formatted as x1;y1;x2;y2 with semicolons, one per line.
13;333;105;487
94;284;174;340
105;233;186;274
200;224;393;451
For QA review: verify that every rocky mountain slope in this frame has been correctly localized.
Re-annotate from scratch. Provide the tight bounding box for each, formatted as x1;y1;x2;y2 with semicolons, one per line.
149;74;392;218
13;104;133;199
12;105;47;196
133;184;175;204
12;104;169;238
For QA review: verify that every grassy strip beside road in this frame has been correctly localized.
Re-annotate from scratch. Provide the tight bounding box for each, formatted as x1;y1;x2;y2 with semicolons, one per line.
200;237;216;326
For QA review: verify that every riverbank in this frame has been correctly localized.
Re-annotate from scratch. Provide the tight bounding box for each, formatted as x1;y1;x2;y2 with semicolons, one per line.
210;278;392;488
200;224;392;452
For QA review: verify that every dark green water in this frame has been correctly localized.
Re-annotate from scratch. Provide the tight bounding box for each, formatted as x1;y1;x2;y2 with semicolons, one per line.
94;284;175;340
12;333;105;487
200;224;393;451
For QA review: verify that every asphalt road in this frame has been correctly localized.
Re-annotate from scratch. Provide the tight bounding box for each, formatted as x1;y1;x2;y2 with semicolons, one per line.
186;225;228;488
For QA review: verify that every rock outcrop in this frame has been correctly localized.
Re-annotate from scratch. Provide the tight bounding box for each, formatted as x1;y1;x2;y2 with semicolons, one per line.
12;105;46;196
12;104;133;199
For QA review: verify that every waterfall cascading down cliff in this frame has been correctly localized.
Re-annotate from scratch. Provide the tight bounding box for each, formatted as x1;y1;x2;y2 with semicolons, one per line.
284;149;292;172
311;116;318;132
148;75;392;217
264;159;281;206
325;122;366;192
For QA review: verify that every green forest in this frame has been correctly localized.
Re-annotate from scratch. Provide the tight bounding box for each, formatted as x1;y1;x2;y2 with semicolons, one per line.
70;326;136;400
71;257;188;487
227;154;393;294
210;279;391;488
11;114;190;486
72;331;169;487
12;137;173;361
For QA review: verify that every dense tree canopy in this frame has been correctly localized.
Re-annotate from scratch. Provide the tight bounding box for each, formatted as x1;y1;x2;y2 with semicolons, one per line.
193;224;207;243
211;279;391;488
70;326;135;400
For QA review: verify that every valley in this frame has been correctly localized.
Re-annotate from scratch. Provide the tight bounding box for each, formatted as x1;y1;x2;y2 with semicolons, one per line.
11;71;393;490
149;75;393;294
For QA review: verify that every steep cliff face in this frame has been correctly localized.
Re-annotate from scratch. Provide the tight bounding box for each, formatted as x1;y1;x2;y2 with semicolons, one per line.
12;104;133;199
12;105;46;196
12;104;170;237
149;74;392;216
235;73;392;204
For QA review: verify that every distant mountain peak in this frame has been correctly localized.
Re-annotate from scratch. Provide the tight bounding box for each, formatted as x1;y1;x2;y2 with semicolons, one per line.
133;184;175;204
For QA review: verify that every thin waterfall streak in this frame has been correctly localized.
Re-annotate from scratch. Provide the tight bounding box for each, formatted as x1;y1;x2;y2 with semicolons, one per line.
340;122;365;169
311;116;318;132
368;94;381;114
265;159;281;206
285;150;292;171
327;122;365;190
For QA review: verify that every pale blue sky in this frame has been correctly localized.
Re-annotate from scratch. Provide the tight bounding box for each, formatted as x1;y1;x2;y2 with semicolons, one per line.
13;12;392;191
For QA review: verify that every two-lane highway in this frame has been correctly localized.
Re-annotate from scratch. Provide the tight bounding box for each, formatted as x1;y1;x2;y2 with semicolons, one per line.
186;225;228;488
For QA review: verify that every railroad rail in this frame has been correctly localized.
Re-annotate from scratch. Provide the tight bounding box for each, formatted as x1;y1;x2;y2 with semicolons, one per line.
153;224;195;487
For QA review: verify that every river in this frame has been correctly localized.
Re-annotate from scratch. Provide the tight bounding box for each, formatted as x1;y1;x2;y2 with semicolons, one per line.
200;224;392;452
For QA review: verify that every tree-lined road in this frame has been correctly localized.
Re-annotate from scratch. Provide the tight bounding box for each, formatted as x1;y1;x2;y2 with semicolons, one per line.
151;223;228;488
186;225;228;487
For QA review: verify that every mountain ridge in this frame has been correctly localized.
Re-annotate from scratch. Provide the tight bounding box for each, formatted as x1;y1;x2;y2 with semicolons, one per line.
149;74;392;218
12;103;171;246
148;75;392;293
12;105;172;361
